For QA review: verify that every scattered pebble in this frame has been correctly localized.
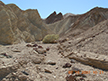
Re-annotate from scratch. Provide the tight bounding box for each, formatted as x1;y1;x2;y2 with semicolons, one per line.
44;69;52;73
63;63;72;68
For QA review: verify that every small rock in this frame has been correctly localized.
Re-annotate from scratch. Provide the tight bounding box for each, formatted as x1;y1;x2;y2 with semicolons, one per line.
21;71;29;75
72;67;81;72
43;53;47;56
33;44;38;47
0;53;12;58
44;69;52;73
74;73;87;78
6;55;13;58
33;47;38;51
31;57;42;64
0;55;4;58
68;41;71;44
79;77;85;80
61;52;64;56
56;67;59;69
70;59;76;63
46;47;50;51
63;63;72;68
71;67;81;74
47;60;56;65
36;48;46;54
38;46;43;48
30;56;44;64
84;54;86;57
26;44;32;47
1;53;7;56
66;74;76;81
59;51;62;53
12;48;21;52
53;76;56;78
19;75;28;81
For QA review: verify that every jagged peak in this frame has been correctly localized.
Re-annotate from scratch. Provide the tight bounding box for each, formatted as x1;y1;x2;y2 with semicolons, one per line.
57;12;63;16
46;11;63;19
53;11;56;14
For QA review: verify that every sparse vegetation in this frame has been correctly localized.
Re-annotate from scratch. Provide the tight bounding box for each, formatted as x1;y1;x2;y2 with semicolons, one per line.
42;34;59;43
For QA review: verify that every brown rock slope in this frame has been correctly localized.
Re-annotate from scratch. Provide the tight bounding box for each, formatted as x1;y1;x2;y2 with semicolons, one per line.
0;1;22;45
46;14;80;35
7;4;49;41
73;19;108;55
61;19;108;70
0;1;50;45
66;7;108;37
44;7;108;37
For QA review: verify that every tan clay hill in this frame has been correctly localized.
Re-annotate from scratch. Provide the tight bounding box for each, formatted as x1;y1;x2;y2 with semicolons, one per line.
0;1;108;81
0;1;51;45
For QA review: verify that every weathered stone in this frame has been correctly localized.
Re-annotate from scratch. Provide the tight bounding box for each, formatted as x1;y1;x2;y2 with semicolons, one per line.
44;68;52;73
21;71;29;75
70;59;76;63
38;46;43;48
12;49;21;52
33;44;38;47
18;75;28;81
63;63;72;68
46;60;56;65
35;48;46;54
68;51;108;70
66;74;76;81
46;47;50;51
31;56;43;64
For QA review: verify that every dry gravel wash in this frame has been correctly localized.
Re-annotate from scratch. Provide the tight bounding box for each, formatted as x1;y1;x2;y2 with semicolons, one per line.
0;42;108;81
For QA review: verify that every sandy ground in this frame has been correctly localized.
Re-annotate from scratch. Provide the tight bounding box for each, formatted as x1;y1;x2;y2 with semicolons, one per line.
0;42;108;81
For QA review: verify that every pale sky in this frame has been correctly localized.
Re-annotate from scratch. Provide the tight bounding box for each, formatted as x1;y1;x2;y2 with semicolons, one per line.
2;0;108;18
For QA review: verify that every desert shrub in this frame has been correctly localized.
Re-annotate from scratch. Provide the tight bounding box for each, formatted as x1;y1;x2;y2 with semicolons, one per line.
42;34;59;43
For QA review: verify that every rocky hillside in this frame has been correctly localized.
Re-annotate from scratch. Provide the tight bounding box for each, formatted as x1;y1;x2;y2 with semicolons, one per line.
0;1;108;81
0;1;50;45
44;7;108;37
68;19;108;55
66;7;108;37
1;1;108;45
